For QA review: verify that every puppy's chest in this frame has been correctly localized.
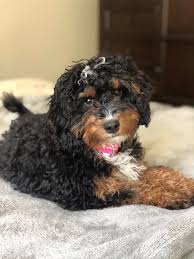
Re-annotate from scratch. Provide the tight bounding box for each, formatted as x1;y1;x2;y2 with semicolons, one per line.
104;152;145;180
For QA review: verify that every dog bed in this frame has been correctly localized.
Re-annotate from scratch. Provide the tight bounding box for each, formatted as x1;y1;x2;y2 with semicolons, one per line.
0;79;194;259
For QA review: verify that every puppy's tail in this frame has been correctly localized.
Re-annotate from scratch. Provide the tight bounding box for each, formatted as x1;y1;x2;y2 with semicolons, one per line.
2;93;31;115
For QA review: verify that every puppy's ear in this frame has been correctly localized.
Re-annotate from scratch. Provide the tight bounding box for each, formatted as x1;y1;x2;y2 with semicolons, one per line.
125;57;153;127
48;63;84;134
132;72;153;127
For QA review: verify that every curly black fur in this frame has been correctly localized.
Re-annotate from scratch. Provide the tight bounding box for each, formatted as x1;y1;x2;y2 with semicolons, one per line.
0;56;152;210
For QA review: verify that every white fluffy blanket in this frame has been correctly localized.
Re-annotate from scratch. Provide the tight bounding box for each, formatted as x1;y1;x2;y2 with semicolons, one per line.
0;93;194;259
139;103;194;179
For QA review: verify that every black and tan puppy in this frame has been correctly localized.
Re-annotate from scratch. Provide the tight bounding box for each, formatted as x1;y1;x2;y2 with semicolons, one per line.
1;56;194;210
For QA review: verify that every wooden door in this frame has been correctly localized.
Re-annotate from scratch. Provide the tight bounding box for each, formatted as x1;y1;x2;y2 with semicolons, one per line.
161;0;194;104
100;0;162;81
100;0;194;104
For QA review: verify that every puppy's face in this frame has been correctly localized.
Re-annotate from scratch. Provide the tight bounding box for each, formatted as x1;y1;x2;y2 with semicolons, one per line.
49;56;152;151
71;79;141;150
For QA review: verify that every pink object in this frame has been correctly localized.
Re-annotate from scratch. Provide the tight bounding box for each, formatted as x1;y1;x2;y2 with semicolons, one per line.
97;144;120;157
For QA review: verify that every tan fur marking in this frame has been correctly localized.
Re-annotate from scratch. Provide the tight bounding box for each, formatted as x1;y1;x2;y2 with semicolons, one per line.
112;79;121;90
116;110;139;139
94;169;131;200
79;86;96;98
71;112;97;138
83;117;107;149
131;83;141;94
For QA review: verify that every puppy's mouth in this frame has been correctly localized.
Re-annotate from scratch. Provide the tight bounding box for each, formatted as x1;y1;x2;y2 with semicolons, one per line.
95;135;129;158
96;143;120;158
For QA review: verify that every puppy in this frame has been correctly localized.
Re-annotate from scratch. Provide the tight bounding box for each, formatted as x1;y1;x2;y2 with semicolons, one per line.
1;56;194;210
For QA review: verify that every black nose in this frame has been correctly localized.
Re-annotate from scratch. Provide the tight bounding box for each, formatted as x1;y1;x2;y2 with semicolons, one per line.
104;119;120;134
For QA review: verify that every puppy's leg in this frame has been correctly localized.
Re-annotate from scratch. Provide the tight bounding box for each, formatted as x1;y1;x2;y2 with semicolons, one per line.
94;169;134;205
94;167;194;209
129;166;194;209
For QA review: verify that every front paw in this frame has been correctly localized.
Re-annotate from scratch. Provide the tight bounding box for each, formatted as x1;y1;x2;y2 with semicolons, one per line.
166;196;194;210
133;167;194;209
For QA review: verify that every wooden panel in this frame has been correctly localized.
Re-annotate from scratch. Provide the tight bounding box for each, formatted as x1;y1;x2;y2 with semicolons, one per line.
100;0;162;79
110;12;158;40
100;0;194;104
100;0;162;43
110;41;160;67
168;0;194;35
103;0;161;12
163;42;194;98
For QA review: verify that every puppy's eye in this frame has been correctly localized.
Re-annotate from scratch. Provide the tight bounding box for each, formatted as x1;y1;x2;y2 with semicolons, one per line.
84;98;94;106
115;90;120;96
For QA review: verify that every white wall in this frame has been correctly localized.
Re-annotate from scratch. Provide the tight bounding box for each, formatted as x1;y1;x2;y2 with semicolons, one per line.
0;0;99;81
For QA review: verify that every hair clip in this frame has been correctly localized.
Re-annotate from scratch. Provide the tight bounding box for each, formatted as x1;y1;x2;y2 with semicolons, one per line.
94;57;106;69
78;57;106;85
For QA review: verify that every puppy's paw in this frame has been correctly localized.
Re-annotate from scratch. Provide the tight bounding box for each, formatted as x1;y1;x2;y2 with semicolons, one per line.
132;167;194;209
166;196;194;210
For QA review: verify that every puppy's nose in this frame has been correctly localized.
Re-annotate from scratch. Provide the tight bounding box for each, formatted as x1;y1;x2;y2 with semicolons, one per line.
104;119;120;134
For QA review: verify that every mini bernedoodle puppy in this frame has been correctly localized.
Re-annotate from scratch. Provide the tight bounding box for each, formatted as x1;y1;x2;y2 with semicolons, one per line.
1;56;194;210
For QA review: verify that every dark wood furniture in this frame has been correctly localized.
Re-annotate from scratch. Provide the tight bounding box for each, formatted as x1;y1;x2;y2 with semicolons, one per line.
100;0;194;104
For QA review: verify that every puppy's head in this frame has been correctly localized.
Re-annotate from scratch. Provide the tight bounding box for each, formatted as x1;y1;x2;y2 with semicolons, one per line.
49;56;152;152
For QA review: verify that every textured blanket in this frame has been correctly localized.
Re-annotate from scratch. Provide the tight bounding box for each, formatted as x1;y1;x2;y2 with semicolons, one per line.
0;85;194;259
0;178;194;259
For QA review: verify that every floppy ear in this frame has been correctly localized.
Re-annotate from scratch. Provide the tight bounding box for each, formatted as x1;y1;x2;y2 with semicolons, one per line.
132;69;153;127
123;57;153;127
48;63;84;134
